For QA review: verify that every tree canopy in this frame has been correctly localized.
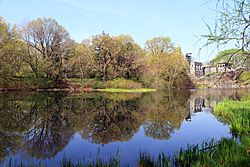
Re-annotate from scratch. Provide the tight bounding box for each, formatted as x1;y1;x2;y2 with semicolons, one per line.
0;16;191;90
22;17;74;84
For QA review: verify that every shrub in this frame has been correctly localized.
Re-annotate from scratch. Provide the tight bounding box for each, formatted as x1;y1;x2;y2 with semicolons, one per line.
0;77;52;90
67;78;105;89
104;78;142;89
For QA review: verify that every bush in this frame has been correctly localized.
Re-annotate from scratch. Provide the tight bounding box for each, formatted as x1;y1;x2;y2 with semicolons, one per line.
67;78;143;89
104;78;142;89
0;77;52;90
67;78;105;89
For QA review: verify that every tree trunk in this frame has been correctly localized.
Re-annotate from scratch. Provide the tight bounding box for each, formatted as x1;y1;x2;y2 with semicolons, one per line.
103;65;107;81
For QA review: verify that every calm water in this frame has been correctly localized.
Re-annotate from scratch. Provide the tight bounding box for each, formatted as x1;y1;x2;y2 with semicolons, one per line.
0;89;249;166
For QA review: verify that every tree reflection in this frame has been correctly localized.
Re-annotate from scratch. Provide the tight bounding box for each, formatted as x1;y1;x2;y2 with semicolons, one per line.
0;93;33;161
0;93;75;160
0;132;22;163
76;95;144;144
22;93;75;159
143;120;174;140
1;89;248;163
141;90;190;140
0;92;146;161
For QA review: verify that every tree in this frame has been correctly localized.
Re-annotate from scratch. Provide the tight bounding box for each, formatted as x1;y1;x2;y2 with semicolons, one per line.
204;0;250;63
143;37;191;89
143;36;175;89
141;90;190;139
65;41;94;79
211;49;250;69
91;32;121;81
162;48;190;88
0;17;23;87
22;17;74;85
112;35;144;79
145;37;174;57
22;35;43;78
91;33;144;81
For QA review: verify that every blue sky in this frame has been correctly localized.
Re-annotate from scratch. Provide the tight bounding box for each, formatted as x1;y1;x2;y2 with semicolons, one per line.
0;0;221;62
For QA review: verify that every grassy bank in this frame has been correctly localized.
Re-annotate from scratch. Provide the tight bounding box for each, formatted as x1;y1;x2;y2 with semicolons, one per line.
214;99;250;136
68;78;156;92
0;78;156;92
212;98;250;166
96;88;156;93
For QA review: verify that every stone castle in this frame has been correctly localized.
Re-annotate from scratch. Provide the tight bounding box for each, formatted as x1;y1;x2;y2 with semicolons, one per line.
185;53;233;77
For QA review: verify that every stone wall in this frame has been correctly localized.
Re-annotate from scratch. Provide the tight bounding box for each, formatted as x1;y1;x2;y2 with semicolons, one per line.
190;61;204;77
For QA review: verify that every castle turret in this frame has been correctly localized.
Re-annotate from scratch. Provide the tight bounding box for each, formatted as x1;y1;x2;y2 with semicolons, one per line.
185;53;204;77
185;53;192;65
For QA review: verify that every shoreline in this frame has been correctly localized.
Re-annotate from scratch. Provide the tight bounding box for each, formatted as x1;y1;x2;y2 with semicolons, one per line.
0;87;157;93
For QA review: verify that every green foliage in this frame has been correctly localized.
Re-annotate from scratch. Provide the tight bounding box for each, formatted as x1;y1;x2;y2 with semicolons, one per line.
172;95;250;166
67;78;152;90
60;156;120;167
161;48;191;88
240;71;250;85
174;142;213;167
138;152;171;167
23;17;74;84
204;1;250;67
90;33;144;81
212;97;250;166
211;49;239;63
0;77;52;90
0;17;23;87
3;156;120;167
241;135;250;148
65;42;93;79
142;36;176;90
20;77;52;89
211;49;250;69
0;16;192;90
104;78;142;89
174;138;250;167
96;88;156;93
196;84;208;89
145;36;174;57
67;78;105;89
68;78;148;90
214;99;250;136
141;46;192;89
3;138;250;167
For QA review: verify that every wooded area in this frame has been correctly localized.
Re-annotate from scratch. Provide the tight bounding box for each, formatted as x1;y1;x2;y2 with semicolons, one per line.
0;17;190;90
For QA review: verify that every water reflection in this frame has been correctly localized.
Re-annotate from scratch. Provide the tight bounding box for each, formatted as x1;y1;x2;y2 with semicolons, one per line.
0;89;249;165
79;97;143;144
0;93;75;160
141;91;190;139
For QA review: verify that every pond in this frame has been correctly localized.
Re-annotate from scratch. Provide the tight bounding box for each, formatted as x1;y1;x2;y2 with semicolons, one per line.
0;89;249;166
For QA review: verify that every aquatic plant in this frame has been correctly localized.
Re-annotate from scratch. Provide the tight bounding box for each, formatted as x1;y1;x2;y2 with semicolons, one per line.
138;152;171;167
214;99;250;136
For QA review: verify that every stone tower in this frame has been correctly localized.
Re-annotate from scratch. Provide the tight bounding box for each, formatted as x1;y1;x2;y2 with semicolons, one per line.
185;53;192;65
